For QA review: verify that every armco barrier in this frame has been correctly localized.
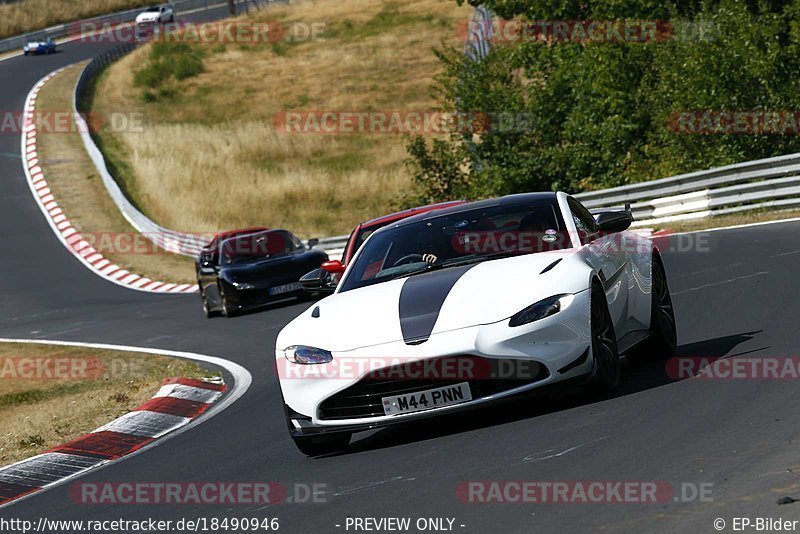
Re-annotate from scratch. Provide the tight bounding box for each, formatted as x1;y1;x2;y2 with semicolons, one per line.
74;43;210;257
574;153;800;226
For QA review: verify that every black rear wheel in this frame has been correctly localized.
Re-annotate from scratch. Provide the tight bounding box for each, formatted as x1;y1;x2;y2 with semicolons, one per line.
588;283;620;391
292;433;351;457
644;255;677;359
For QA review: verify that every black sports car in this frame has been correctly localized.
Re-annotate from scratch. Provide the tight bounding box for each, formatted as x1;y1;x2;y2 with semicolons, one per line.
196;228;328;317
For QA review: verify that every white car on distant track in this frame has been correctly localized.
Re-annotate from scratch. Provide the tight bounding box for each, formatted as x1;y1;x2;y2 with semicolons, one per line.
135;4;174;24
276;192;678;456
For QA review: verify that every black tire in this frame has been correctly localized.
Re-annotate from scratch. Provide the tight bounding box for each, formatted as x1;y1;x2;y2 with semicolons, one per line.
643;254;677;359
24;51;29;56
219;285;234;318
292;433;351;457
588;282;621;391
200;286;219;318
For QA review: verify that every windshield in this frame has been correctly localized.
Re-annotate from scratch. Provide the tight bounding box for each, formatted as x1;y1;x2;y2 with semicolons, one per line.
145;6;161;11
339;198;570;292
218;230;300;265
350;225;381;258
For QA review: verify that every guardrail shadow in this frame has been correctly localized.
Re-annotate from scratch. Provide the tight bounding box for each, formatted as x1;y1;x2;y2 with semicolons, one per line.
340;331;764;456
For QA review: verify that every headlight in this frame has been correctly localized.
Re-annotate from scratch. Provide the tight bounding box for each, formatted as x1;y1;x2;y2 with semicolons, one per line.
509;294;574;327
232;281;255;290
284;345;333;365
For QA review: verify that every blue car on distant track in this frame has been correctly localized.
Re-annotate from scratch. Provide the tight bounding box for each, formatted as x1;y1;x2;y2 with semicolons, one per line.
23;38;56;56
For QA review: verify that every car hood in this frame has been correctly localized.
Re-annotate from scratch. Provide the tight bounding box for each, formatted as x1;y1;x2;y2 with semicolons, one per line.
220;252;323;284
277;250;587;352
136;13;159;22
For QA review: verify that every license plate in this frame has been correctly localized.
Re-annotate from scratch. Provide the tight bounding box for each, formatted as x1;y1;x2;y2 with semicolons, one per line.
269;282;301;296
382;382;472;416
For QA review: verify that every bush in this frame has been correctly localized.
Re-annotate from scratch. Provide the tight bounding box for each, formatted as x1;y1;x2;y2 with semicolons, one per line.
134;42;205;94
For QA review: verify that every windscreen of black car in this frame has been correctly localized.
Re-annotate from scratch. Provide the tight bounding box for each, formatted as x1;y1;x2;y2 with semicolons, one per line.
219;230;302;265
339;199;570;292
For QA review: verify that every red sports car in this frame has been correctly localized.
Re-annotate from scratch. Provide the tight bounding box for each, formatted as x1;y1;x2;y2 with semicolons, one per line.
301;201;467;290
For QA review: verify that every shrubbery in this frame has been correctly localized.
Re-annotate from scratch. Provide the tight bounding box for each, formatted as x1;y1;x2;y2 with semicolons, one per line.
134;42;205;101
407;0;800;202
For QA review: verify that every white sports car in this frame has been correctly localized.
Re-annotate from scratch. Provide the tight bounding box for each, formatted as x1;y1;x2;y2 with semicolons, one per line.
135;4;174;24
276;192;677;455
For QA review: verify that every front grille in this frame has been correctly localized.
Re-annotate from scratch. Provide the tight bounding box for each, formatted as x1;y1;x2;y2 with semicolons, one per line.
317;356;549;420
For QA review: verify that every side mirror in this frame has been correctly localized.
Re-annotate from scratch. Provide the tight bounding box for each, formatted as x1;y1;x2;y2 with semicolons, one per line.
307;238;319;248
321;260;345;275
595;210;633;234
299;268;336;294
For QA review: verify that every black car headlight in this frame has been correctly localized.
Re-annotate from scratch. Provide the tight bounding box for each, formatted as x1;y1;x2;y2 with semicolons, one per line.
509;294;575;327
231;281;255;290
284;345;333;365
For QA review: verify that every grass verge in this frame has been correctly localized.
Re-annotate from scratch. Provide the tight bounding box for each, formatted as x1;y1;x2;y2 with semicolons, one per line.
0;342;214;467
91;0;472;237
0;0;153;39
35;63;196;284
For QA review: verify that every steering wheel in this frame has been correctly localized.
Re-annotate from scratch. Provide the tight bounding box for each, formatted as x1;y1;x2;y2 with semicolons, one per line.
392;254;424;267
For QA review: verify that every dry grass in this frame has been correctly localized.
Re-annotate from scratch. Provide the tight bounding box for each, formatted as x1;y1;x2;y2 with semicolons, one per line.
652;209;800;234
0;0;153;39
0;342;213;466
35;63;196;283
92;0;472;237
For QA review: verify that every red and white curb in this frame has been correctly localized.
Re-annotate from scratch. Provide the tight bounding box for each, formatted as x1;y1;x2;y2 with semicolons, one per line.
0;377;224;506
20;69;198;294
0;338;252;509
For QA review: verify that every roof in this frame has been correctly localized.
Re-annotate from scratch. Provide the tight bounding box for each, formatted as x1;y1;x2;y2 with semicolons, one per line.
359;200;467;229
393;192;559;228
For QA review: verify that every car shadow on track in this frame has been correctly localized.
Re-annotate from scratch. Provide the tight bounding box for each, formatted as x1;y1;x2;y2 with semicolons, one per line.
337;331;764;456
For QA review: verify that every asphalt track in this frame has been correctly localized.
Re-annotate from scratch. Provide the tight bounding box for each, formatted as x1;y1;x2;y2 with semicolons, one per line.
1;8;800;534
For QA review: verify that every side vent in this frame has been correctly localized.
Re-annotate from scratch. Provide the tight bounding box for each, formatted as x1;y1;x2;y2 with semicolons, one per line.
540;259;562;274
